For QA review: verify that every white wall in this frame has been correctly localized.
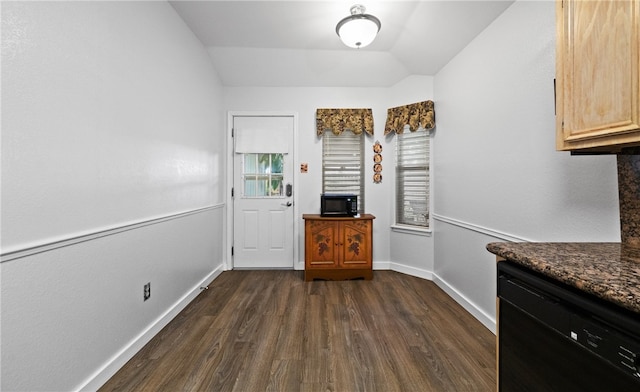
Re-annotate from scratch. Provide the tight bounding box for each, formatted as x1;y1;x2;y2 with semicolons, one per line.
1;2;225;390
432;0;620;332
224;77;435;272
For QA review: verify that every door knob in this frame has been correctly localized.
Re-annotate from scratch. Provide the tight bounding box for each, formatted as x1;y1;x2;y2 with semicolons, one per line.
281;201;293;207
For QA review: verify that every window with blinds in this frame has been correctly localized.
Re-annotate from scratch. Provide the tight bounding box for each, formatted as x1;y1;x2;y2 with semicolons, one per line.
322;131;365;212
396;130;429;227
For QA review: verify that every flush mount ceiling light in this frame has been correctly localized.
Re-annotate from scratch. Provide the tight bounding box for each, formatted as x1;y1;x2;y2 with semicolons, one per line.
336;4;381;49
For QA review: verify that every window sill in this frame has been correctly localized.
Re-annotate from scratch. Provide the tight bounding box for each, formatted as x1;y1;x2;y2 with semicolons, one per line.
390;224;432;237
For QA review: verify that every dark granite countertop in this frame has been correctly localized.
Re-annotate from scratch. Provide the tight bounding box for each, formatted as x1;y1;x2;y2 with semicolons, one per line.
486;242;640;314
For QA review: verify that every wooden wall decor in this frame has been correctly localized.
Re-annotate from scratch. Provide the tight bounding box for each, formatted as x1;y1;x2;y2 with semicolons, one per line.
373;141;382;183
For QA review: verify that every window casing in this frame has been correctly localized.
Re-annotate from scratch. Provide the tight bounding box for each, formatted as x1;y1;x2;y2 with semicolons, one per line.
396;130;429;227
322;131;365;212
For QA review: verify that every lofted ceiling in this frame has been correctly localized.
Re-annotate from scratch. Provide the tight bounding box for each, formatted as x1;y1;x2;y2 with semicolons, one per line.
170;1;514;87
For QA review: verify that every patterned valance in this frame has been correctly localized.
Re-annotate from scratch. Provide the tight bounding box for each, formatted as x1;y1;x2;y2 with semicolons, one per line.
316;108;374;136
384;100;435;135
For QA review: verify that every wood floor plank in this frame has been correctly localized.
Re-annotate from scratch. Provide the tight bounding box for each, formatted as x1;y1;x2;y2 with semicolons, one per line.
99;271;496;392
267;359;303;392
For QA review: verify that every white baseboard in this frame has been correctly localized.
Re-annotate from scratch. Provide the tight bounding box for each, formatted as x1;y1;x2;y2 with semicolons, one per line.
372;260;391;270
388;261;433;280
76;264;225;392
432;273;496;335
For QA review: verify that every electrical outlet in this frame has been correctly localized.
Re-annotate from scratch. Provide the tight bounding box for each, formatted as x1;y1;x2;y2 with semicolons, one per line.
143;282;151;301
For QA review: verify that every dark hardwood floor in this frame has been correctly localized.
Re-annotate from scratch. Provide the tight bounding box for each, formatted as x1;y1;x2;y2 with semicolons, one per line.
99;270;496;391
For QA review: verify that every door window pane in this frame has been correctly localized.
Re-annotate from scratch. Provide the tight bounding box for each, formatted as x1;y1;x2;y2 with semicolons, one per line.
243;153;284;197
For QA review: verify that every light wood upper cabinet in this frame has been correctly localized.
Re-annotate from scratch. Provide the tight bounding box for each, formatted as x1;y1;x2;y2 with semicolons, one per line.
556;0;640;151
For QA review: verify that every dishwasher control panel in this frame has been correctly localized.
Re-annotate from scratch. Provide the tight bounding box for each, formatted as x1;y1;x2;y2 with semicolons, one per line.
571;315;640;379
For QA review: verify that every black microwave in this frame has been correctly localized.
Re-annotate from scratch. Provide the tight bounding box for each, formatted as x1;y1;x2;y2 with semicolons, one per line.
320;194;358;217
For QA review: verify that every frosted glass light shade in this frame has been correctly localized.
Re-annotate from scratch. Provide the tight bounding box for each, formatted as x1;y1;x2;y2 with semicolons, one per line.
336;5;381;49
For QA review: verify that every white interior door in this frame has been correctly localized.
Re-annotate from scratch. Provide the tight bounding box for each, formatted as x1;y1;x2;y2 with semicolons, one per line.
232;116;294;268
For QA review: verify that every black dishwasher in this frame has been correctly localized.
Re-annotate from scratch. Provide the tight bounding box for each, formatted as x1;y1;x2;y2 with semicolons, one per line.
497;261;640;392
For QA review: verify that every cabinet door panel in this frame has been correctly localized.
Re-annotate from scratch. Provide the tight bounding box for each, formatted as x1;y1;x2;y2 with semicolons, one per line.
305;220;339;268
340;221;372;267
557;0;640;151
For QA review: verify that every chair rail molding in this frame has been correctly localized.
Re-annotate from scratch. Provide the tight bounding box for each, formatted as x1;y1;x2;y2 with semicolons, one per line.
433;214;530;243
1;204;224;263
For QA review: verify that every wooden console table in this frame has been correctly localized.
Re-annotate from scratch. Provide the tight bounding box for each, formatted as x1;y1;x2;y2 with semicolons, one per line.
302;214;375;281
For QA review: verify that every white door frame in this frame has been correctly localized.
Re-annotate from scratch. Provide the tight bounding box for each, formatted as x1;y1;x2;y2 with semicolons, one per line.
225;111;299;271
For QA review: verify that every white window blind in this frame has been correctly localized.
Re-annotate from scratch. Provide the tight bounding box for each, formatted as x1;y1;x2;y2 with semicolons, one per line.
396;130;429;227
322;131;365;212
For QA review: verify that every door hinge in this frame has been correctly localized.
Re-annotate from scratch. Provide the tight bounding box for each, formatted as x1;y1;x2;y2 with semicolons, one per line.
231;246;234;256
231;128;234;137
231;187;234;197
